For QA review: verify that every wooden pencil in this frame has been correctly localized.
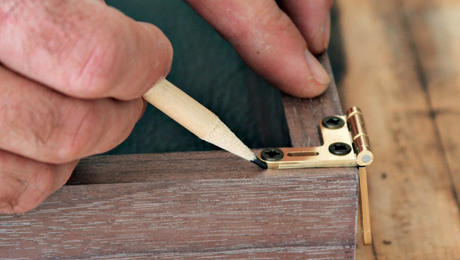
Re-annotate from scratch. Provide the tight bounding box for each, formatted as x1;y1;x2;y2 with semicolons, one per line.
143;79;266;168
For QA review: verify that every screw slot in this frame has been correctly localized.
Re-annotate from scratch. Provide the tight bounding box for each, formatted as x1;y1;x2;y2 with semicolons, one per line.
322;116;345;129
329;142;352;156
260;148;284;161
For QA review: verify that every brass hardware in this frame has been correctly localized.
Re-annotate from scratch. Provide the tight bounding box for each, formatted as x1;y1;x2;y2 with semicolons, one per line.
322;116;345;129
259;115;357;169
258;107;374;246
347;107;374;166
260;148;284;161
258;109;374;169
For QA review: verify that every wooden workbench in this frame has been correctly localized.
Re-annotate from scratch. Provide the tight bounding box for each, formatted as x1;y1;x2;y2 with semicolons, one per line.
334;1;460;259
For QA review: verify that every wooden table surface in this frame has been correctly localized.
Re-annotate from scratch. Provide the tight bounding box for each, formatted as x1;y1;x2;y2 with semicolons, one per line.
333;1;460;259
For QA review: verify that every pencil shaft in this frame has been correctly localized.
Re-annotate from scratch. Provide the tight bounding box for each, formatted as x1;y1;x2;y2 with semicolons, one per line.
143;80;255;161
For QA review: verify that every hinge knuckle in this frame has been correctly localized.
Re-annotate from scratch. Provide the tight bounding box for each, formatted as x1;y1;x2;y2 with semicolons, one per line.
347;107;374;166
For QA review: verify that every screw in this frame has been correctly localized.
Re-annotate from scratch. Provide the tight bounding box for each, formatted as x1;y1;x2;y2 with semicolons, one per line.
322;116;345;129
260;148;284;161
329;142;352;155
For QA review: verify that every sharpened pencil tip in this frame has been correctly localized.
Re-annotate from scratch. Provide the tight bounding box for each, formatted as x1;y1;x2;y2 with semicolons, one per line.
251;158;267;169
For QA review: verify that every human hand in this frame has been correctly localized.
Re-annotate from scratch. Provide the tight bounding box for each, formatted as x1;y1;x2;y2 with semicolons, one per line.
186;0;333;98
0;0;172;213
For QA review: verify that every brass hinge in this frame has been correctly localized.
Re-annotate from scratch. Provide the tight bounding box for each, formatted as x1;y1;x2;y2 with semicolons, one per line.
258;107;374;245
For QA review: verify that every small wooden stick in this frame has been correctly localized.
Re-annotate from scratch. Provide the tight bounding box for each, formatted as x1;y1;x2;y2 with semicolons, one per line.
143;79;266;168
359;167;372;245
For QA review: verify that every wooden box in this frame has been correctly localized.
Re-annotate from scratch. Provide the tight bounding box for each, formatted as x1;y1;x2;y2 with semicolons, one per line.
0;54;359;259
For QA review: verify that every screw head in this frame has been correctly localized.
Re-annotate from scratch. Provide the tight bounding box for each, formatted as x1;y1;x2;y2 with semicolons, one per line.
260;148;284;161
322;116;345;129
329;142;352;156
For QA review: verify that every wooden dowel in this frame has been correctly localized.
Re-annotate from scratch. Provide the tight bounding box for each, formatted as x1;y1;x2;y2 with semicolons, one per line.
359;167;372;245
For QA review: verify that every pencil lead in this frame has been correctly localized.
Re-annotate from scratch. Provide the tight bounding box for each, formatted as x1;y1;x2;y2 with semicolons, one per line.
251;157;267;169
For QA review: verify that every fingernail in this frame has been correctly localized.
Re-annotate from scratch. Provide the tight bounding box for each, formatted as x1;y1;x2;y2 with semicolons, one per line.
305;50;330;85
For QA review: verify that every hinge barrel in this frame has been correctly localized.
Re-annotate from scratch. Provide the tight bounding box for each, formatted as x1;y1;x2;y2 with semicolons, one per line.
347;107;374;166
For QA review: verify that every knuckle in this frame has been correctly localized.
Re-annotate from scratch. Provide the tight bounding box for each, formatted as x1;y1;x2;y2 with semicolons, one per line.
228;4;293;48
17;1;89;60
1;0;116;97
0;164;56;214
0;176;24;214
0;95;60;149
0;1;22;22
55;104;97;161
70;37;119;97
260;9;293;34
12;0;119;98
33;165;59;198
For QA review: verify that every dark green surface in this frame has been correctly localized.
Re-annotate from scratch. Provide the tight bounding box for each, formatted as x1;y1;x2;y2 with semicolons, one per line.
105;0;290;154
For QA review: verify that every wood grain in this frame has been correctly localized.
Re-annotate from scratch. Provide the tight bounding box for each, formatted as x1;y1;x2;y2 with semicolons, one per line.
283;54;344;147
68;150;356;185
0;52;359;258
336;0;460;259
402;0;460;209
1;163;357;259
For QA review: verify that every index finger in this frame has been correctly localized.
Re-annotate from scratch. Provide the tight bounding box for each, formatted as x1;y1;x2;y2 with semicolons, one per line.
278;0;334;54
0;0;172;100
185;0;330;98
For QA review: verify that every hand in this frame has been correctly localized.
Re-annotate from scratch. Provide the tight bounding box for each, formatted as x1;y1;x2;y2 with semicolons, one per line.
185;0;334;98
0;0;172;213
0;0;332;214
